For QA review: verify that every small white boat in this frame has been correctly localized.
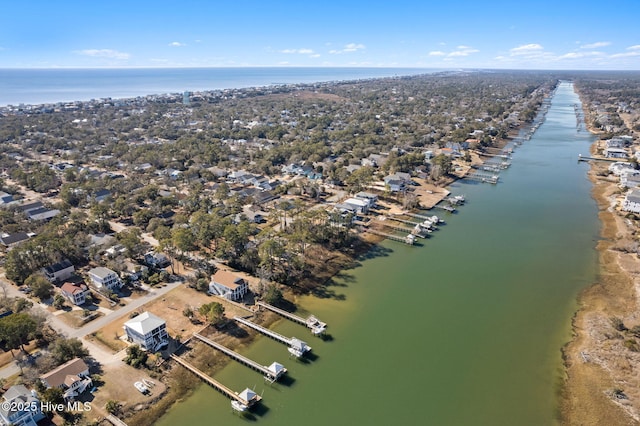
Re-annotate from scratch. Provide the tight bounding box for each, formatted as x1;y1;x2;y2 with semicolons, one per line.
231;400;248;412
288;347;303;358
134;381;149;394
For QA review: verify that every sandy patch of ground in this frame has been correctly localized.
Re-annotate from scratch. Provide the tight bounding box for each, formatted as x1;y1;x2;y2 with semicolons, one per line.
88;362;167;421
561;163;640;425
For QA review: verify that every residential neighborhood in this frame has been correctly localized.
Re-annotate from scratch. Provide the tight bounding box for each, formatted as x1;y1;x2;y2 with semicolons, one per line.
0;71;637;425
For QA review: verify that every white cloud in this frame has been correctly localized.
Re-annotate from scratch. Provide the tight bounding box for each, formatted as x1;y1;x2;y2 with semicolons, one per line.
580;41;610;49
558;52;585;59
448;47;479;57
343;43;365;52
510;44;544;55
329;43;366;54
169;41;186;47
428;45;478;59
310;54;321;58
281;48;315;54
610;51;640;58
627;45;640;50
75;49;130;60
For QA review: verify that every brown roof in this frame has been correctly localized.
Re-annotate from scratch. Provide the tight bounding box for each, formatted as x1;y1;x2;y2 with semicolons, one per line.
40;358;89;388
61;282;87;295
211;270;245;290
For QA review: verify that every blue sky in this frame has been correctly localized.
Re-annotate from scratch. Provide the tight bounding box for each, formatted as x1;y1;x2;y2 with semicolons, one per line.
1;0;639;69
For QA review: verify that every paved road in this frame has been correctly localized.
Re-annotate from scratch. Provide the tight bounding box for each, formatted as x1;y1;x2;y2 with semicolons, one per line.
0;275;183;378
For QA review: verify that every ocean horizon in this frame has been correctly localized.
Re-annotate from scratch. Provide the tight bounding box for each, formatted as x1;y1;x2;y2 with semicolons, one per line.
0;67;442;107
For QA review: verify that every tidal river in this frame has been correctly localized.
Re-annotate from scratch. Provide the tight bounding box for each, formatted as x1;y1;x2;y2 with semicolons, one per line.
157;81;599;425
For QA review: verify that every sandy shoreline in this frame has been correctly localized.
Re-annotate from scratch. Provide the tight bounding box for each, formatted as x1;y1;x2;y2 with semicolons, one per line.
560;108;640;424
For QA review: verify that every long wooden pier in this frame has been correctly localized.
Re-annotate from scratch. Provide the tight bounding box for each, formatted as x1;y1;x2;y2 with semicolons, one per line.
365;229;416;245
387;216;432;232
170;354;261;406
234;316;311;354
256;301;327;334
578;154;623;163
405;212;440;223
193;333;286;382
376;221;426;238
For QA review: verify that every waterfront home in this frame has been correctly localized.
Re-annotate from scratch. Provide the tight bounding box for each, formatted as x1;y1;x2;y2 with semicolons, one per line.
87;266;122;291
209;270;249;301
622;190;640;214
604;148;628;158
0;385;45;425
60;282;90;305
343;197;370;214
620;170;640;188
609;161;635;176
384;177;404;192
42;259;75;283
354;192;378;208
124;311;169;352
40;358;92;401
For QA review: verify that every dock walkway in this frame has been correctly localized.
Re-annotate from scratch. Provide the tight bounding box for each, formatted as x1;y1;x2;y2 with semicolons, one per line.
257;302;327;335
234;316;311;353
193;333;285;382
170;354;261;406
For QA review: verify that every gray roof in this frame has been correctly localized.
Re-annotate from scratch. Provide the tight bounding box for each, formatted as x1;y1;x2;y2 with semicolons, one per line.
88;266;116;279
0;232;30;246
626;191;640;204
44;259;73;274
124;311;165;335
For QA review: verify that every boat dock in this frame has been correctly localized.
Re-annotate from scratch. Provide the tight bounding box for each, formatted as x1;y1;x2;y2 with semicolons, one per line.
433;204;456;212
365;229;416;245
376;220;427;238
256;301;328;335
234;316;312;355
578;154;622;163
405;212;441;223
387;216;432;232
193;333;287;383
464;170;499;184
170;354;262;406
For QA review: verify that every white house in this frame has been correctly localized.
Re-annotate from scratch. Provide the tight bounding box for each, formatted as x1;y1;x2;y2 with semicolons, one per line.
209;270;249;301
620;169;640;188
0;385;45;425
40;358;92;401
42;259;75;283
604;148;628;158
623;190;640;214
354;192;378;208
60;282;90;306
343;197;370;214
124;311;169;352
609;161;635;176
87;267;122;291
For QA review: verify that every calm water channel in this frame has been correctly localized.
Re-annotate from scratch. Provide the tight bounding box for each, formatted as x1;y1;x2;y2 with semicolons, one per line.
157;82;599;425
